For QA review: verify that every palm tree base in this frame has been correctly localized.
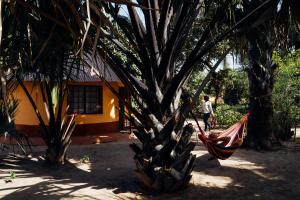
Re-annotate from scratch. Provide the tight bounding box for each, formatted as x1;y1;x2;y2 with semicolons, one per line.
45;146;68;165
134;165;193;192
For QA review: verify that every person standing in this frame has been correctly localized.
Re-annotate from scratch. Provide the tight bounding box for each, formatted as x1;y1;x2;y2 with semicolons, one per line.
202;95;214;131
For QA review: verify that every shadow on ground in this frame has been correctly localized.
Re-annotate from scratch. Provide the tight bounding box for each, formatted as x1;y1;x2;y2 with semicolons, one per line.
0;142;147;200
1;139;300;200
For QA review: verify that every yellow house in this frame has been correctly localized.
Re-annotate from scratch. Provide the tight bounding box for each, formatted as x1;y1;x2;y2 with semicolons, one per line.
14;56;129;137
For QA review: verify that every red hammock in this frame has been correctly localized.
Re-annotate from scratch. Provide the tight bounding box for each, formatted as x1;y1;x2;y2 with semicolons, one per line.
194;113;250;160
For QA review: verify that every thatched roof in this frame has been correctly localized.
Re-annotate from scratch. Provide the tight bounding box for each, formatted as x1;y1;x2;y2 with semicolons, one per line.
24;53;120;82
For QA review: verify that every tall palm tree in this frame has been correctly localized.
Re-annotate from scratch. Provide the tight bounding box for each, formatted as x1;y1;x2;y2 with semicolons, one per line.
235;0;300;149
85;0;275;191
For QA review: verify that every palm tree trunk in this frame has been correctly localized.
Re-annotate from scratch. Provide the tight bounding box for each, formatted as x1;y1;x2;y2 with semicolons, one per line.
244;30;276;150
246;73;274;149
130;122;196;192
45;140;71;165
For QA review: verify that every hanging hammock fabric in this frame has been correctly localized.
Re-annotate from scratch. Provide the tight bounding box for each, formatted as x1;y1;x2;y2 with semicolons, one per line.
194;113;250;160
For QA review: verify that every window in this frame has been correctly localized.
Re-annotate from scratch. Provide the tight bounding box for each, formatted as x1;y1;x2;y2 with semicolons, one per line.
68;85;103;114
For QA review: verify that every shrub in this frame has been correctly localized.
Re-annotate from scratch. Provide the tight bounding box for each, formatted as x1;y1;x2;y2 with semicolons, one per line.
230;104;248;115
223;70;249;105
272;50;300;140
215;104;243;128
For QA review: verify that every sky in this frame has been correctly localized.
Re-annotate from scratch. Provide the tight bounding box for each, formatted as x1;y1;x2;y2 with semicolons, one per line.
220;54;242;70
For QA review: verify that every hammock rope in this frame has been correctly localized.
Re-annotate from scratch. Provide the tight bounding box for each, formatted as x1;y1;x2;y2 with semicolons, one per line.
191;112;250;160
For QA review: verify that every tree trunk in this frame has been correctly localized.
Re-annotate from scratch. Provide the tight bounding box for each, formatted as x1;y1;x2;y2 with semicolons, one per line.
18;76;75;165
45;141;71;165
246;74;274;149
130;123;196;192
46;147;66;165
244;29;276;150
44;114;75;165
214;88;220;107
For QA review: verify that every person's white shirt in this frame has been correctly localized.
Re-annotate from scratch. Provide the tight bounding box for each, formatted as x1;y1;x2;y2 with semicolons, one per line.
202;101;214;115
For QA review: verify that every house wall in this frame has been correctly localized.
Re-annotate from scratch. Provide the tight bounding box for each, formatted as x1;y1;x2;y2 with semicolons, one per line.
14;81;124;136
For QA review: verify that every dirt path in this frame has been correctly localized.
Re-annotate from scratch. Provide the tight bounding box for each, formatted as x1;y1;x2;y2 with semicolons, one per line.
1;133;300;200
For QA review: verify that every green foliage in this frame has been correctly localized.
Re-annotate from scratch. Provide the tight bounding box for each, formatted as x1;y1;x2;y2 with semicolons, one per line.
9;171;16;179
186;69;206;96
208;68;231;98
187;68;248;117
215;104;243;128
223;69;249;105
272;50;300;140
80;155;91;163
206;68;248;105
230;104;248;115
4;171;17;183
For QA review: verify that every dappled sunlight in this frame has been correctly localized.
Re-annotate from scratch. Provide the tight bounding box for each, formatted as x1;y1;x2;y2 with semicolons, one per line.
71;97;118;124
75;114;87;125
252;171;285;181
1;141;300;199
94;136;110;144
0;176;45;198
191;172;233;188
191;149;210;155
109;99;116;119
0;170;35;179
220;159;284;181
219;159;265;170
0;180;102;200
77;187;144;200
68;158;92;173
0;171;143;200
31;181;88;196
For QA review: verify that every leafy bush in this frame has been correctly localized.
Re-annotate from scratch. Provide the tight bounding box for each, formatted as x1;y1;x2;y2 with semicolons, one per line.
230;104;248;115
186;69;206;117
223;69;249;105
215;104;243;128
272;50;300;140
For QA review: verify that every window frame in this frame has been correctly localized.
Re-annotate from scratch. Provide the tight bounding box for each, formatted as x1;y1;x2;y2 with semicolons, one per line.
68;85;103;114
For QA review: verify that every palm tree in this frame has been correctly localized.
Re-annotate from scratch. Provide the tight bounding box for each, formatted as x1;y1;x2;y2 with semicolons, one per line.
0;69;31;155
235;0;300;149
16;54;79;165
1;0;89;164
85;1;274;191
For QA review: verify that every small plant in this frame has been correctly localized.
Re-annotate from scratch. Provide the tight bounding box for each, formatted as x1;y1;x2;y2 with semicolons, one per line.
9;171;16;179
80;155;90;163
5;171;16;183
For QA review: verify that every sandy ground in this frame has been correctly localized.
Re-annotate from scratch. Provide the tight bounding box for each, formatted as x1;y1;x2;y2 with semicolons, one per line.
1;129;300;200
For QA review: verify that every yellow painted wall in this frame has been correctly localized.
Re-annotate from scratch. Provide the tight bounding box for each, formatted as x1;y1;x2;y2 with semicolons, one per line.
14;81;122;126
